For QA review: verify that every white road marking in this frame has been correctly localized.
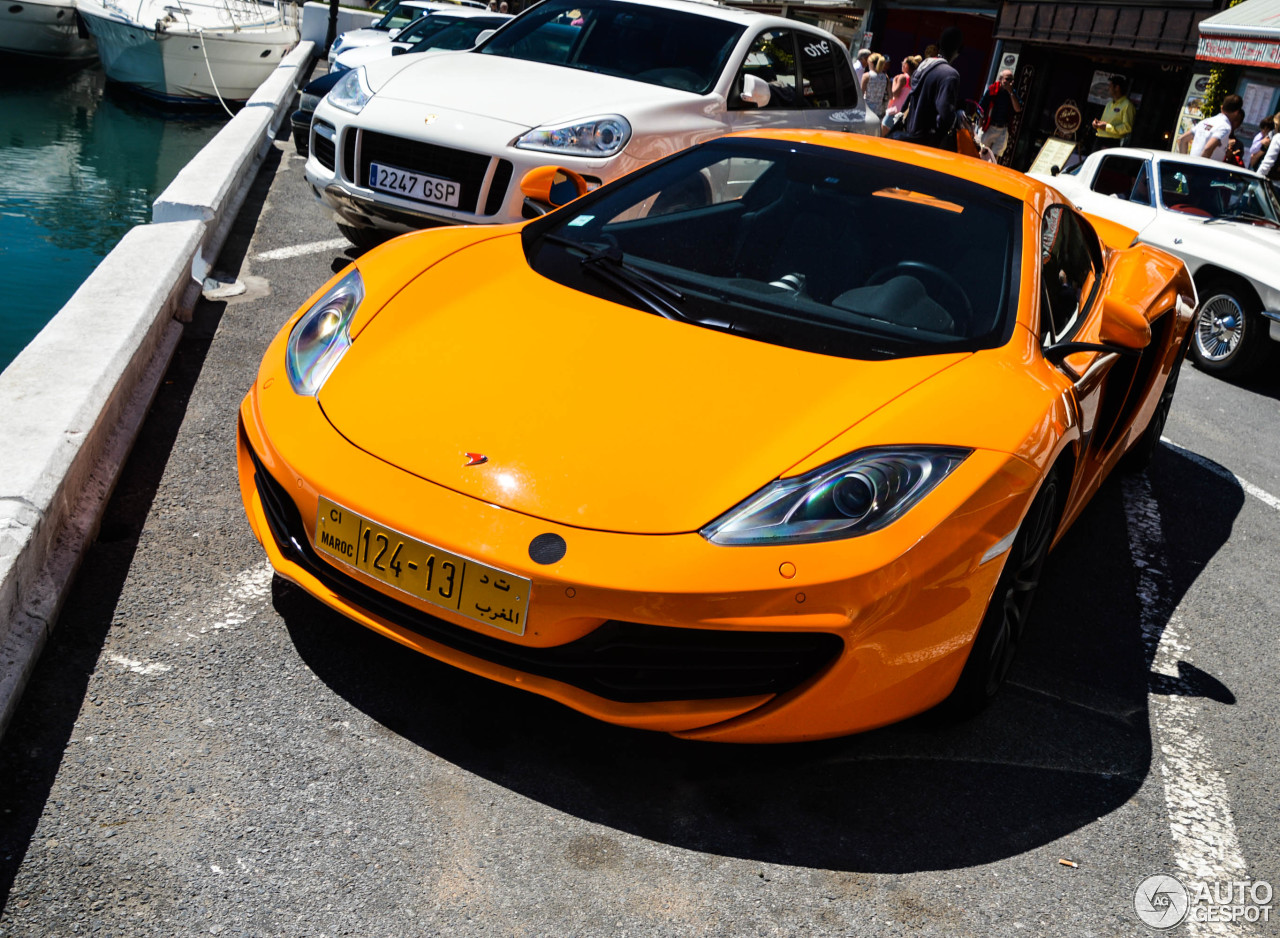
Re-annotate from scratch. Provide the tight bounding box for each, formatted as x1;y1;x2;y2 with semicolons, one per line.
199;563;274;632
1162;437;1280;513
255;239;349;262
1122;474;1252;936
107;654;172;676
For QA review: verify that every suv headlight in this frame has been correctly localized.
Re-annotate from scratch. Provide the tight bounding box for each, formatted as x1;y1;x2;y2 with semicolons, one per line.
701;446;971;545
327;67;374;115
286;269;364;396
515;115;631;157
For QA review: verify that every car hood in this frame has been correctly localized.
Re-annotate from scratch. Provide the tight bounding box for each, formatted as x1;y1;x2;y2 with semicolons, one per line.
318;234;967;534
1145;210;1280;255
366;51;705;128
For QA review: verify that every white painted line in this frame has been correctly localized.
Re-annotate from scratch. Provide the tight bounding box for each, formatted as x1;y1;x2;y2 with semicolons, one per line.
1122;474;1253;936
1162;437;1280;513
255;238;348;262
192;562;274;633
107;654;172;676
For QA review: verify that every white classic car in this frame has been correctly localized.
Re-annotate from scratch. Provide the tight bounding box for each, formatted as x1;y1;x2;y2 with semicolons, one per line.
1031;147;1280;378
305;0;878;246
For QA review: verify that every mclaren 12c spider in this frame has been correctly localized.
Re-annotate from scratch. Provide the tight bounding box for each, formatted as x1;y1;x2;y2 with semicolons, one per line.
238;130;1196;742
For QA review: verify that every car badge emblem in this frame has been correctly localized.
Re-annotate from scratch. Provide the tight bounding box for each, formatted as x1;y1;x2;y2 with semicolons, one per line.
464;452;489;467
424;114;439;124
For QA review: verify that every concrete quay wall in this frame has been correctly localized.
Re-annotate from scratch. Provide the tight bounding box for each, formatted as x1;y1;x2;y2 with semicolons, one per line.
0;42;316;740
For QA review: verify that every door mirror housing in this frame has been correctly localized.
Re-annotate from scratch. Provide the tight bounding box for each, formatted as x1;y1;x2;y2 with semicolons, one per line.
519;166;589;215
1097;294;1152;350
740;73;771;108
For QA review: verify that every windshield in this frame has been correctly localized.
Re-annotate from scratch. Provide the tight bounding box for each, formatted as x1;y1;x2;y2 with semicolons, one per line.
523;138;1022;360
403;14;504;49
1157;160;1280;224
478;0;744;95
375;3;429;31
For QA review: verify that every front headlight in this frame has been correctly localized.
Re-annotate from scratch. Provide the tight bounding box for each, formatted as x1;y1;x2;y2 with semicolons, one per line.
327;67;373;114
701;446;971;545
285;269;364;396
515;115;631;157
299;89;322;112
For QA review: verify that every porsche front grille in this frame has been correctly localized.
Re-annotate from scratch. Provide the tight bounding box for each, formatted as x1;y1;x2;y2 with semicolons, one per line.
358;131;511;216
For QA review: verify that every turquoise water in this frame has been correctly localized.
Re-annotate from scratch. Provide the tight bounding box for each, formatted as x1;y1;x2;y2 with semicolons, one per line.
0;65;224;372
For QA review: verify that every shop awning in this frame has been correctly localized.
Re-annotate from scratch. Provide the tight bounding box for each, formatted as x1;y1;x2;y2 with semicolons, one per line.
1197;0;1280;67
996;2;1211;59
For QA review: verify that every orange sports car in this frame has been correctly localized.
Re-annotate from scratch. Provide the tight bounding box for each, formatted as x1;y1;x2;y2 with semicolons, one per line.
237;130;1195;743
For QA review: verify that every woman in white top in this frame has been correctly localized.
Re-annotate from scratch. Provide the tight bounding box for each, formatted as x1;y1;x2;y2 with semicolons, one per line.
861;53;890;118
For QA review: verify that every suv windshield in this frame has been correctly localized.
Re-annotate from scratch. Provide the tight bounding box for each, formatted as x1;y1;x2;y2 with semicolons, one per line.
404;14;506;50
374;3;431;31
1158;160;1280;225
524;138;1022;360
478;0;745;95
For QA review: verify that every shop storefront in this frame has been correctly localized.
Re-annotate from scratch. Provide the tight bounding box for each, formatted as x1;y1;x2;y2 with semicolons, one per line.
992;1;1220;170
1195;0;1280;144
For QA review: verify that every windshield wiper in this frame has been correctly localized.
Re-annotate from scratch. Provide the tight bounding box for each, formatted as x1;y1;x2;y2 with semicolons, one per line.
541;233;689;321
1204;210;1280;228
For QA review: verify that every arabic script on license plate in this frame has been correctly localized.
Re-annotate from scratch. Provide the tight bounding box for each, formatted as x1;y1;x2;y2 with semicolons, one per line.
314;497;529;635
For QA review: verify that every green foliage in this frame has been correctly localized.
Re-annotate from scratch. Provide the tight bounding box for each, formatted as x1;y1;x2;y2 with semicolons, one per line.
1204;0;1245;117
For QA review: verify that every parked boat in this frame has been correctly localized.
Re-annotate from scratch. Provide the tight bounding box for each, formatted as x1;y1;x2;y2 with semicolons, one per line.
75;0;297;104
0;0;98;63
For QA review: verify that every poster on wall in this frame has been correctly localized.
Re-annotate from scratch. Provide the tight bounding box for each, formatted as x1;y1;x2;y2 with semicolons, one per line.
1175;73;1212;144
1088;70;1115;105
1240;81;1278;133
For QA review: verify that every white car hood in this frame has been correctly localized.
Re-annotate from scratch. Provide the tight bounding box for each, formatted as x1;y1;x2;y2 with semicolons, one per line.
365;52;705;128
1147;211;1280;253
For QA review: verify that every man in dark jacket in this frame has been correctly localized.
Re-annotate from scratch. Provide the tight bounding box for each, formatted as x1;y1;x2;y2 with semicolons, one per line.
900;27;963;150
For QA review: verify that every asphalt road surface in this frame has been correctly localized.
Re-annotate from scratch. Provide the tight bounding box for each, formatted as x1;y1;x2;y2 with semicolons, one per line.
1;131;1278;938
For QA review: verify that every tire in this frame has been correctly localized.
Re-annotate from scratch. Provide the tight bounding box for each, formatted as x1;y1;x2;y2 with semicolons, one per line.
1190;278;1272;378
944;468;1062;717
337;223;387;252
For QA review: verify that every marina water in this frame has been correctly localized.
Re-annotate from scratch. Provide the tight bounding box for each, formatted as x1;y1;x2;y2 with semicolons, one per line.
0;65;224;372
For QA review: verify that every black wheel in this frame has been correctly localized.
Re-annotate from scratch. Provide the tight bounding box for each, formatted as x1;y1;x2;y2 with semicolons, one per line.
337;223;387;252
945;468;1062;716
1190;278;1272;378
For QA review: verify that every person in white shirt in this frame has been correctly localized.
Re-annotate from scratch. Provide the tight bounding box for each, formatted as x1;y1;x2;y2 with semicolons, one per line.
1249;116;1274;168
1257;111;1280;176
853;49;870;86
1190;95;1244;162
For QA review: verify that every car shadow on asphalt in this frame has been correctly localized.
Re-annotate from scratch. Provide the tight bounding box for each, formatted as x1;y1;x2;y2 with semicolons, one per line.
276;444;1244;874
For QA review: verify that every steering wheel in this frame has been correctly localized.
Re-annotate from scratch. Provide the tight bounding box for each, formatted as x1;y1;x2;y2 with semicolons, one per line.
1169;203;1211;218
865;261;973;327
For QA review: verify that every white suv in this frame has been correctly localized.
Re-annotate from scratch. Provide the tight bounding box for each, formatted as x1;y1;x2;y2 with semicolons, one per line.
305;0;877;246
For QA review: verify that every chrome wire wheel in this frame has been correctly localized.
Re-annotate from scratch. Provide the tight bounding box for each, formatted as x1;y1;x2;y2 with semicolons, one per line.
1194;292;1244;362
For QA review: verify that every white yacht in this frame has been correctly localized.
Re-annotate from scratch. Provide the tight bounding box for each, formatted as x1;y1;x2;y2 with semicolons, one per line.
0;0;98;62
76;0;297;104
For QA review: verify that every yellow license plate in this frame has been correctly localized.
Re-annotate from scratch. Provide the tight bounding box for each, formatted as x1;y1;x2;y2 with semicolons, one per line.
313;496;530;635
